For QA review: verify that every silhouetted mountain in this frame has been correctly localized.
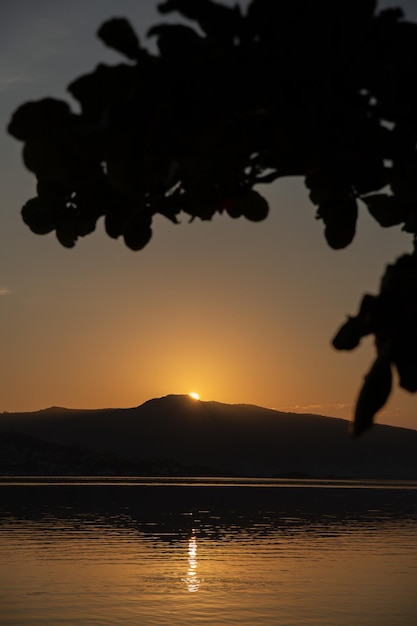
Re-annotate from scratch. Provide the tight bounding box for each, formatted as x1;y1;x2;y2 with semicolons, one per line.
1;395;417;478
0;429;222;477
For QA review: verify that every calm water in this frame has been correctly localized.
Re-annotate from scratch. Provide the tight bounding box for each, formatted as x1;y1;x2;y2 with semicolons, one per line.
0;478;416;626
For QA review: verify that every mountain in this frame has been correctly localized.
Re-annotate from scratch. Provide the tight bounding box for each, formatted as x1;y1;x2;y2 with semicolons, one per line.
0;430;219;477
1;394;417;478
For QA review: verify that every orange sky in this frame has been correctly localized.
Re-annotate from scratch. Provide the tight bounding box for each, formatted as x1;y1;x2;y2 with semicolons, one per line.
1;0;417;431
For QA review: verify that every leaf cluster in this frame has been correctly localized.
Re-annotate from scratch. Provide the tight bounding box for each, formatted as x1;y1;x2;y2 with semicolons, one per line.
8;0;417;433
333;254;417;435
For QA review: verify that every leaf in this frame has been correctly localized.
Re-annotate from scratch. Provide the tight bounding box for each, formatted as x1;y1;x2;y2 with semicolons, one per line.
317;195;358;249
233;189;269;222
68;64;135;118
225;199;243;219
363;194;406;227
147;24;203;58
332;316;362;351
353;163;389;195
123;213;152;250
352;352;392;437
56;211;78;248
76;211;100;237
8;99;71;141
332;294;377;350
21;197;57;235
304;171;349;206
123;225;152;251
97;19;142;60
393;332;417;392
157;0;241;45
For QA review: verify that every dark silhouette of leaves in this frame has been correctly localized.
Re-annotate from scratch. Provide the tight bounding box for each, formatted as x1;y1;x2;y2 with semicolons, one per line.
353;351;392;438
231;190;269;222
334;252;417;433
8;0;417;435
332;295;377;351
158;0;242;45
317;195;358;250
21;197;58;235
97;18;144;61
8;98;72;141
363;195;407;228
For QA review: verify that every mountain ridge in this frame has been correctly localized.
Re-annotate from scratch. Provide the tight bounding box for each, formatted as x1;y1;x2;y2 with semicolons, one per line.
1;395;417;478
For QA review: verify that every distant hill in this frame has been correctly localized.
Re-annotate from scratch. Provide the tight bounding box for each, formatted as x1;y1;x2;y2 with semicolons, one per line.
0;430;219;477
1;394;417;478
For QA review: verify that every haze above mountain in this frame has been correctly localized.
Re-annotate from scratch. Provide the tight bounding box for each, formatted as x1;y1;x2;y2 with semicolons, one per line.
1;395;417;478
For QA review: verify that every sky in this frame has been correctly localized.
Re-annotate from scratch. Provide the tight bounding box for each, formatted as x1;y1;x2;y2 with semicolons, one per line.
1;0;417;430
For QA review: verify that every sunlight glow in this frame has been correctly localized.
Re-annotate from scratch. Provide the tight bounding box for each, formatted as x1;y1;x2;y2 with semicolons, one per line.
189;392;200;400
184;530;200;593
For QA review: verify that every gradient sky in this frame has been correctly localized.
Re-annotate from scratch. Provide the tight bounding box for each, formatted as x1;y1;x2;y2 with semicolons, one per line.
1;0;417;430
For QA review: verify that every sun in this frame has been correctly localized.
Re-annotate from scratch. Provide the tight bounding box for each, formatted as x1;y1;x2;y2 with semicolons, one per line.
189;392;200;400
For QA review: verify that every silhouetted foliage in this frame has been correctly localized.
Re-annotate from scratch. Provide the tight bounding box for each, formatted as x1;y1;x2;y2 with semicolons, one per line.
8;0;417;435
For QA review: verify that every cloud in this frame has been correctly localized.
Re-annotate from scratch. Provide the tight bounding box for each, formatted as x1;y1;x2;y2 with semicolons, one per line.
0;287;11;296
273;403;353;416
377;406;401;420
273;402;404;422
0;70;33;92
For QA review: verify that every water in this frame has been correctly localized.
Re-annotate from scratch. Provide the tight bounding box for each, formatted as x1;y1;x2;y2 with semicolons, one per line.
0;478;416;625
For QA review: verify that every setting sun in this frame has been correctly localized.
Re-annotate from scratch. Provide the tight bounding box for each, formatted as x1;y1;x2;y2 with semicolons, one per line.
189;392;200;400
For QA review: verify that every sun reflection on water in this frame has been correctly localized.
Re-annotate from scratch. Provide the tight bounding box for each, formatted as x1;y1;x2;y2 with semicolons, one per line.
183;530;201;593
